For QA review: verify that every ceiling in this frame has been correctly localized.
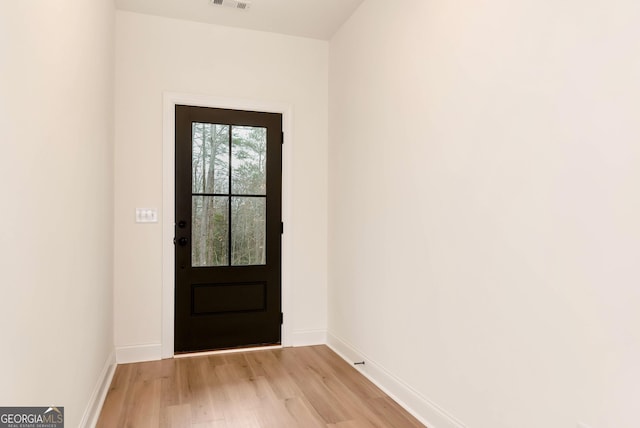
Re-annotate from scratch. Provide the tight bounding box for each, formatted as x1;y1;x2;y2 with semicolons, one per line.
115;0;365;40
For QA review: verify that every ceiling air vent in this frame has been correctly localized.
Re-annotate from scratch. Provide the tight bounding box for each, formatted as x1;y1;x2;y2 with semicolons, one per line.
210;0;252;10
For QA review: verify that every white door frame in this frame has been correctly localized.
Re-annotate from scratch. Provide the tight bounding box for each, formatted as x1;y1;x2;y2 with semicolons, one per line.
161;92;293;358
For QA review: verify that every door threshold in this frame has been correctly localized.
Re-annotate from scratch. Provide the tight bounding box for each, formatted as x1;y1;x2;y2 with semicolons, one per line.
174;344;282;359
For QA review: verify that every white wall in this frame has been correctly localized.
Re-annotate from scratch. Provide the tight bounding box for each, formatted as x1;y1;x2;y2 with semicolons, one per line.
114;12;328;355
328;1;640;427
0;0;115;426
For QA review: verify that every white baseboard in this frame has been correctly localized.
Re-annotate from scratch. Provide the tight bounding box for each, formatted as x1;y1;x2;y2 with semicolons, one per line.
116;343;162;364
326;333;465;428
291;329;327;347
79;349;116;428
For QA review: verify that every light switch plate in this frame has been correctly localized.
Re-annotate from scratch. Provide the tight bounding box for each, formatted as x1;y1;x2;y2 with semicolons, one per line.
136;208;158;223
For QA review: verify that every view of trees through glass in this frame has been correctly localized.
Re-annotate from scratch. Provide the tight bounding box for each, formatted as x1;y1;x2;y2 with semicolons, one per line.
191;122;267;267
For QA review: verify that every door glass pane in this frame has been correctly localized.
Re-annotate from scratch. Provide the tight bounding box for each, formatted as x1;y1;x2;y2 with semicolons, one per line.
231;126;267;195
231;197;266;266
192;196;229;267
192;123;229;194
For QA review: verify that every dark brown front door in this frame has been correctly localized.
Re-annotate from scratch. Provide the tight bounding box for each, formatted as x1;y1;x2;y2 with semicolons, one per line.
174;105;282;353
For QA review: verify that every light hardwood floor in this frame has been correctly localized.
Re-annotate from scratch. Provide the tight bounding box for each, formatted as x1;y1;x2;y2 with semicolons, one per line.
97;345;425;427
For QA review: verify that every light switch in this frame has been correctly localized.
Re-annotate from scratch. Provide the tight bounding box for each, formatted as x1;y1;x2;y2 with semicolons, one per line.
136;208;158;223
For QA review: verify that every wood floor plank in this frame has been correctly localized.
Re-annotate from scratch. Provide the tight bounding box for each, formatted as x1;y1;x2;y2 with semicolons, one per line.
96;345;426;428
245;349;303;400
254;399;299;428
123;378;162;427
191;422;228;428
310;346;385;399
186;356;226;423
162;404;192;428
221;406;261;428
367;396;426;428
216;356;261;410
328;420;377;428
292;355;383;428
281;396;326;428
96;363;134;428
160;359;180;409
281;347;366;424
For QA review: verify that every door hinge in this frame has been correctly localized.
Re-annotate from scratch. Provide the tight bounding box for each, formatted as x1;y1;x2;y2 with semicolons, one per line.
281;222;284;234
281;132;284;144
280;312;284;324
